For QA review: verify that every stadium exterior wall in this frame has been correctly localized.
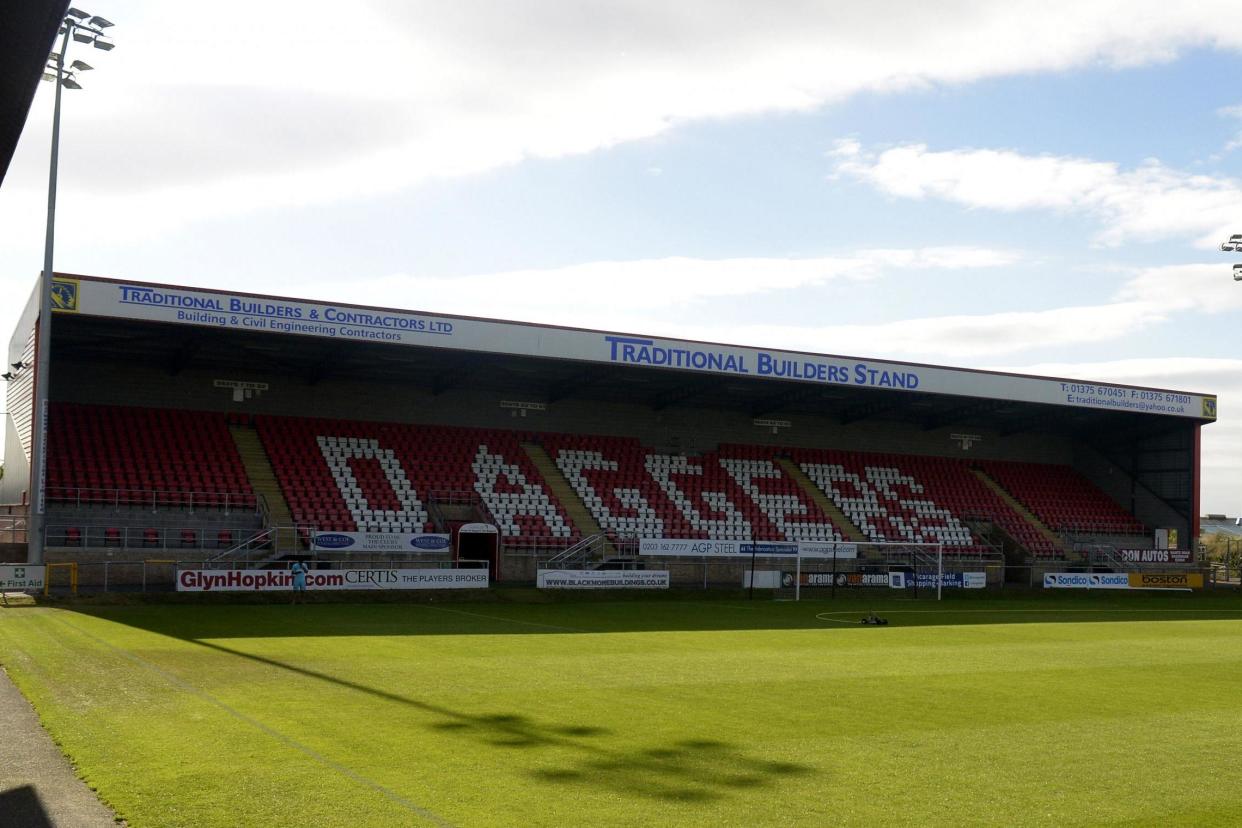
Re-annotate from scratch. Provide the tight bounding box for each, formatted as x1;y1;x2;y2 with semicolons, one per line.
0;285;40;505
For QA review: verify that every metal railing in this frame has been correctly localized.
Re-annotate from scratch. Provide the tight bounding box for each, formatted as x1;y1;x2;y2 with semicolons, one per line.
544;533;610;568
47;486;258;513
46;523;253;552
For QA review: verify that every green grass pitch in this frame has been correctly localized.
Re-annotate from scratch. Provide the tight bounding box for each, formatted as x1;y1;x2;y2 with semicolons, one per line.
3;591;1242;827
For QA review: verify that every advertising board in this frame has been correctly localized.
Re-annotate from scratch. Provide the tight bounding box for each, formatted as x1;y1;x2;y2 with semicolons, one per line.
176;568;487;592
60;276;1215;420
887;571;986;589
1118;549;1194;565
1043;572;1131;590
536;569;670;589
1128;572;1202;590
639;538;857;558
310;532;451;553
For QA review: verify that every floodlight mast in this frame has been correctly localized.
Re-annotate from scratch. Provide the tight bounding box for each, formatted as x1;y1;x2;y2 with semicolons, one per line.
1221;234;1242;281
27;10;115;565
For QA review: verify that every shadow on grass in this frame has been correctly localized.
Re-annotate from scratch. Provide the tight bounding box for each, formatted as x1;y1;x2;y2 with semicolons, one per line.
189;638;813;803
65;588;1242;641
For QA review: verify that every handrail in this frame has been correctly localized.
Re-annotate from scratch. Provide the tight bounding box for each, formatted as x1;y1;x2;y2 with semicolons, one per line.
545;533;609;568
207;527;275;562
46;485;258;513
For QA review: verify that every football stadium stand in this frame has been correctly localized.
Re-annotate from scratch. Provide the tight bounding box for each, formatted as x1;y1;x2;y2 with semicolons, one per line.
254;415;574;544
3;275;1211;584
46;403;254;510
38;404;1150;562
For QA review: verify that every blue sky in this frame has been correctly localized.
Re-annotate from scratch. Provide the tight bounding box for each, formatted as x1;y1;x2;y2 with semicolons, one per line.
2;0;1240;511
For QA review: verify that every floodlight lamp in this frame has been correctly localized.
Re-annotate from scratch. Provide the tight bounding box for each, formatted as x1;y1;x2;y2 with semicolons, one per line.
65;7;90;19
1234;264;1242;282
72;29;93;43
88;15;113;28
1;373;12;381
1230;234;1242;244
12;362;25;370
93;36;115;51
42;71;57;82
62;75;83;90
71;60;93;71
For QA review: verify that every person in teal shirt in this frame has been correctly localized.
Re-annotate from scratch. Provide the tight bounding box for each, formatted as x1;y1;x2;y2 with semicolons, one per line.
290;560;309;603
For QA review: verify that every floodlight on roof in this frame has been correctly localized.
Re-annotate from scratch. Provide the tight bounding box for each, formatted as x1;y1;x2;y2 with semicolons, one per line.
62;75;83;90
0;373;12;382
1234;264;1242;282
72;29;93;43
42;71;57;82
71;60;93;71
65;7;90;19
93;36;115;51
88;15;113;28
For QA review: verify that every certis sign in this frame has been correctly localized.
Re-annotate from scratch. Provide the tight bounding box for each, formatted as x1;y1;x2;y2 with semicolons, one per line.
176;568;488;592
0;565;45;591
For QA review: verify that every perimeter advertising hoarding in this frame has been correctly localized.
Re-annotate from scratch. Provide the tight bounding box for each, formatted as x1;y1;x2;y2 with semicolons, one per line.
58;277;1215;420
1043;573;1131;590
310;532;451;553
885;571;986;589
536;569;670;589
176;568;488;592
1128;572;1203;590
639;538;858;558
1118;549;1194;565
1042;572;1201;590
0;565;44;591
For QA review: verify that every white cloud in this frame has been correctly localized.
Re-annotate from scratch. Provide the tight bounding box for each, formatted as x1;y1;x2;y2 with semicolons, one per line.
831;141;1242;247
295;258;1223;363
8;0;1242;241
305;246;1018;326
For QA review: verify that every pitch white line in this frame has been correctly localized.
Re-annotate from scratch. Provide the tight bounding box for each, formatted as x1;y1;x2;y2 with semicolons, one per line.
815;607;1242;617
417;604;586;633
46;616;454;827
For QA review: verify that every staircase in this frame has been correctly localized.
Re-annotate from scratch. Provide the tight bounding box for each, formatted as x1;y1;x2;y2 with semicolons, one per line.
521;441;617;556
230;425;307;557
970;468;1068;557
776;457;867;543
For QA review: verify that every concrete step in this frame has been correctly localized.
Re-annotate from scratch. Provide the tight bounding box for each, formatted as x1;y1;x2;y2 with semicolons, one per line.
229;425;294;529
970;468;1066;555
776;457;868;543
521;442;616;557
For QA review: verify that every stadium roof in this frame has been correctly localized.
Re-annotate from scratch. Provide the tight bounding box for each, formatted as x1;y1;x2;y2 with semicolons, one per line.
40;272;1217;442
0;1;69;186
